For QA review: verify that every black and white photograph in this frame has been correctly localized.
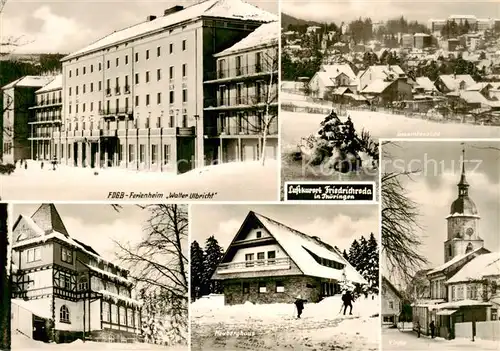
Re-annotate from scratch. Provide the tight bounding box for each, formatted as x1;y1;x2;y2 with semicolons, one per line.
0;0;279;201
380;140;500;350
280;0;500;191
1;203;188;350
190;204;380;351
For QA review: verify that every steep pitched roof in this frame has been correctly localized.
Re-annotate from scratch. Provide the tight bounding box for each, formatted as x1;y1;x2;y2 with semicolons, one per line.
447;252;500;284
63;0;277;61
30;203;69;236
215;21;278;56
219;211;367;284
438;74;476;91
415;76;438;91
2;75;55;90
321;64;357;80
360;65;405;82
427;247;490;275
382;275;403;299
361;79;394;94
36;74;62;93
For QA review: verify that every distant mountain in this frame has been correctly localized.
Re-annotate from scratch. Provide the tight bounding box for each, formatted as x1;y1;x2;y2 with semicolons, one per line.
281;13;322;29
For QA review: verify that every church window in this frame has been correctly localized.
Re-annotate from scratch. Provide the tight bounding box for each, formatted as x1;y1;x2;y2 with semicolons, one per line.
465;243;473;254
60;305;70;323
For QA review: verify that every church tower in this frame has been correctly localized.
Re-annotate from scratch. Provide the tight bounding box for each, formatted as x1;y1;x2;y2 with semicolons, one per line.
444;147;484;262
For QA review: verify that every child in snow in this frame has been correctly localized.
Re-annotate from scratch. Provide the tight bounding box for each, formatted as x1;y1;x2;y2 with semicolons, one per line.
342;291;354;315
294;295;306;319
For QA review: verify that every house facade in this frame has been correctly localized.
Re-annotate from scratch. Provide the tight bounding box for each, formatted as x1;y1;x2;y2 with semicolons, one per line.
28;75;63;161
212;211;367;305
2;76;56;163
50;0;275;173
382;276;402;325
203;21;279;164
11;204;141;343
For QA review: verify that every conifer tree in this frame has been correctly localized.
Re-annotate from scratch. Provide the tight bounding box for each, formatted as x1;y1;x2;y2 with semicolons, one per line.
190;241;204;300
202;236;224;295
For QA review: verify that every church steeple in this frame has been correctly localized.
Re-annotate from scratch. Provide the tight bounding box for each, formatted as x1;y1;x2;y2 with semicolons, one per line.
457;146;469;197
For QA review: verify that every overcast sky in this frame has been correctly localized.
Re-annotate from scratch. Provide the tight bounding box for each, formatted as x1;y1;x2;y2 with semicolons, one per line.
190;204;379;253
282;0;500;24
2;0;278;54
381;141;500;277
13;203;149;264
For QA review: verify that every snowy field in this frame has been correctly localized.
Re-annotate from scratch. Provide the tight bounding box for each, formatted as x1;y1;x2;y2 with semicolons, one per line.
0;160;278;201
382;326;500;351
191;294;380;350
12;332;187;351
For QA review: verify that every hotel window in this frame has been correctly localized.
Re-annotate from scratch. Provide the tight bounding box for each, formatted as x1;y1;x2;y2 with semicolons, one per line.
146;94;150;106
111;304;118;324
75;104;78;114
26;247;41;263
157;69;161;81
219;86;227;105
218;59;226;78
102;301;110;322
119;306;126;325
236;83;243;104
90;82;94;92
69;70;72;78
169;91;174;104
83;66;86;74
163;145;170;164
151;144;157;164
99;81;102;91
182;89;187;103
83;103;86;112
135;96;139;107
182;115;187;127
76;68;79;76
169;43;173;54
90;64;93;73
146;49;150;60
69;87;72;96
127;309;134;327
125;55;129;65
146;71;150;83
276;281;285;293
267;251;276;264
139;144;145;163
258;281;267;293
169;66;174;80
99;62;102;71
76;86;79;95
157;46;161;57
156;116;161;128
135;52;139;62
83;84;86;94
245;253;254;267
118;144;123;162
182;64;187;78
157;92;161;105
128;144;135;162
182;40;186;51
255;51;262;72
236;55;242;75
116;57;119;67
125;97;129;110
169;114;174;127
242;282;250;294
107;60;110;69
61;247;73;263
125;75;129;92
135;73;139;84
99;101;102;112
60;305;70;323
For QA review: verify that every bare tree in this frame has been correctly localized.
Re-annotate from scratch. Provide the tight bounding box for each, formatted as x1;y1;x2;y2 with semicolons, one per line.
114;204;188;345
0;204;11;350
381;142;428;285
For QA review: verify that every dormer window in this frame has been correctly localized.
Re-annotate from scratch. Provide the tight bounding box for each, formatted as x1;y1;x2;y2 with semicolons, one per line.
256;231;262;238
61;247;73;263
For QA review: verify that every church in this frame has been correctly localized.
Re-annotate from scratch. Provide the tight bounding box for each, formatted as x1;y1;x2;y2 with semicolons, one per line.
412;150;500;339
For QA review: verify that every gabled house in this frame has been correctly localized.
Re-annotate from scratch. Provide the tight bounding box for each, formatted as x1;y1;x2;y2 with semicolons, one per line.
358;65;406;92
382;276;403;326
212;211;367;305
358;65;412;104
11;204;141;343
309;64;357;99
414;77;439;95
435;74;476;93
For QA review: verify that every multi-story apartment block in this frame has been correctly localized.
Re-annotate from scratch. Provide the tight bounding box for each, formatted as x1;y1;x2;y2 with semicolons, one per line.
2;76;55;163
203;21;279;163
11;204;141;343
212;211;366;305
28;75;63;161
55;0;276;173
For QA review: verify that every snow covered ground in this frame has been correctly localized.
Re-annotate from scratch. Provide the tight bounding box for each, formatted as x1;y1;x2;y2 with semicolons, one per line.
0;160;278;201
12;332;187;351
191;294;380;350
382;326;500;350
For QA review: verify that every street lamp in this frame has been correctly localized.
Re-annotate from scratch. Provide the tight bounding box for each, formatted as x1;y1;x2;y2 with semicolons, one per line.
194;114;199;168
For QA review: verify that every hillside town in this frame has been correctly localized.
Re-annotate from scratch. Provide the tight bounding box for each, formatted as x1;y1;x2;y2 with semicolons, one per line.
282;14;500;125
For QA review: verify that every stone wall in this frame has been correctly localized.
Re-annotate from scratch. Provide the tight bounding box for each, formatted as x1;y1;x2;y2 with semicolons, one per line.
223;275;322;305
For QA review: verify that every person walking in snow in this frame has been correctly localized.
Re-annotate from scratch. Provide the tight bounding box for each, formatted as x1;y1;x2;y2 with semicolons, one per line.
429;320;436;339
294;295;306;319
342;290;354;315
416;321;421;338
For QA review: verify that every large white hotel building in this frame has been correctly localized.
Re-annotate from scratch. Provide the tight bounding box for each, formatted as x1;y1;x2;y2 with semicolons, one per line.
22;0;277;173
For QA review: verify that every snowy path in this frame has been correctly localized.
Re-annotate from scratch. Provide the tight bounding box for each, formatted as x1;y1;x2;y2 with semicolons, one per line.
0;160;278;201
382;327;499;351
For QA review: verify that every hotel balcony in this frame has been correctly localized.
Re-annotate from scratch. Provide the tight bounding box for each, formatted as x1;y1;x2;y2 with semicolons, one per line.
216;257;291;274
204;95;278;111
176;126;195;137
28;131;53;140
99;107;133;119
29;98;63;109
204;120;278;138
204;63;278;84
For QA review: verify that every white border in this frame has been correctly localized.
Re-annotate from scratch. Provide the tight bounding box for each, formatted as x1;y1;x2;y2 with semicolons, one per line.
283;180;377;203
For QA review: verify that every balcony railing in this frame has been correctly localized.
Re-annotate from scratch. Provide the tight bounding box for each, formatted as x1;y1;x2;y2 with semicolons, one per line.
217;257;290;272
99;107;133;117
205;95;268;108
206;63;275;81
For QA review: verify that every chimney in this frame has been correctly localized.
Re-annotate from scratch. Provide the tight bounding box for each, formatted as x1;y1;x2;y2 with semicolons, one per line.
164;5;184;16
147;15;157;21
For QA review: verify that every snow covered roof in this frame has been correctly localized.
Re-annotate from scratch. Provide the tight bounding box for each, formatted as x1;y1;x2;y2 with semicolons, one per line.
466;82;492;91
313;72;336;87
427;247;485;275
2;75;55;90
94;289;142;307
63;0;276;61
12;298;52;319
415;77;438;91
361;79;394;94
321;64;357;80
215;21;278;56
360;65;405;81
434;300;491;309
447;252;500;283
249;212;367;284
36;74;62;93
30;203;69;236
84;263;133;286
438;74;476;91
